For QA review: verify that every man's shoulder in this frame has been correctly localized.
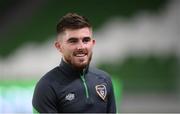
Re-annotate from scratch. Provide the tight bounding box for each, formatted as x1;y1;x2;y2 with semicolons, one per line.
88;67;111;80
43;66;59;78
37;66;62;85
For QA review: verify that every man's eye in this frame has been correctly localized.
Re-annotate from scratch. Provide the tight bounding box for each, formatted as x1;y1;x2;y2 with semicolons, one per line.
70;40;77;43
83;37;91;43
68;39;78;43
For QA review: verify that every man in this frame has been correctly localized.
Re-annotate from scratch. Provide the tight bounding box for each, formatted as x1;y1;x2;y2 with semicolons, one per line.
32;13;116;113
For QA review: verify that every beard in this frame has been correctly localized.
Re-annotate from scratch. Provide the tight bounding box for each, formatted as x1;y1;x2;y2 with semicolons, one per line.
64;51;93;70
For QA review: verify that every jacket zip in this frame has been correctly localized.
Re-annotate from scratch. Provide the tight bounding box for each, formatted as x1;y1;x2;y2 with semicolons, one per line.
80;73;89;99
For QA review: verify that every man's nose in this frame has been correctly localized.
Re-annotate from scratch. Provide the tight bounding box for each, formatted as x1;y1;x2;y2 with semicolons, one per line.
77;41;85;50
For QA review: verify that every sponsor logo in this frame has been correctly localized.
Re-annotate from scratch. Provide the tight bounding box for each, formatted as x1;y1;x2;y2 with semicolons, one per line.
65;93;75;101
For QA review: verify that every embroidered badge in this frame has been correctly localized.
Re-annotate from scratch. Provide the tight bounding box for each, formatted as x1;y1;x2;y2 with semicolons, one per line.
95;84;107;101
65;93;75;101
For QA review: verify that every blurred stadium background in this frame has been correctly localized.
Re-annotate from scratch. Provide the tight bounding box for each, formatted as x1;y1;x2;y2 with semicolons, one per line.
0;0;180;113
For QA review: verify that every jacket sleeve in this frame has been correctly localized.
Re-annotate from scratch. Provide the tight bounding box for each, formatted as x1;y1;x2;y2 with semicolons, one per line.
107;77;116;113
32;79;58;113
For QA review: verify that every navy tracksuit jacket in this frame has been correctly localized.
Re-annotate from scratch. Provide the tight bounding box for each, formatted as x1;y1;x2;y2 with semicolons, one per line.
32;60;116;113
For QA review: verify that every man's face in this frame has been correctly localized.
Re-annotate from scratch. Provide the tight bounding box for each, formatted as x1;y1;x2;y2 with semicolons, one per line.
55;27;95;70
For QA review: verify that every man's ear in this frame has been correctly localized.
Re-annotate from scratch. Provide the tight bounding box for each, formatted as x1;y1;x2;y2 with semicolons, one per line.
92;39;96;45
55;41;62;52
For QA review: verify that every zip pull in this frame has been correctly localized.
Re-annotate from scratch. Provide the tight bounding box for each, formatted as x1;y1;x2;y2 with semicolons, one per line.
80;73;89;99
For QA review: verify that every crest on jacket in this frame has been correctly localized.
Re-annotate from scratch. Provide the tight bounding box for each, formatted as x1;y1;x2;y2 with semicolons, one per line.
95;84;107;101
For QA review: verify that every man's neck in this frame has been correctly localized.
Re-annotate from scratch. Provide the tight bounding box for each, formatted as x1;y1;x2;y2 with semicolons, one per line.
62;58;87;71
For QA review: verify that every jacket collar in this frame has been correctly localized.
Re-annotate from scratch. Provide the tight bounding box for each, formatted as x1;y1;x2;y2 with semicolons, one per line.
59;59;89;79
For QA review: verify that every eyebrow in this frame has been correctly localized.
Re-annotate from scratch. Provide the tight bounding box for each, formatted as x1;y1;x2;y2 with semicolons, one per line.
67;36;91;41
83;36;91;39
67;37;78;42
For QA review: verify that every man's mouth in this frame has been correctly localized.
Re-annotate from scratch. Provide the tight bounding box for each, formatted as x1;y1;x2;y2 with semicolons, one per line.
74;51;87;57
75;53;86;57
